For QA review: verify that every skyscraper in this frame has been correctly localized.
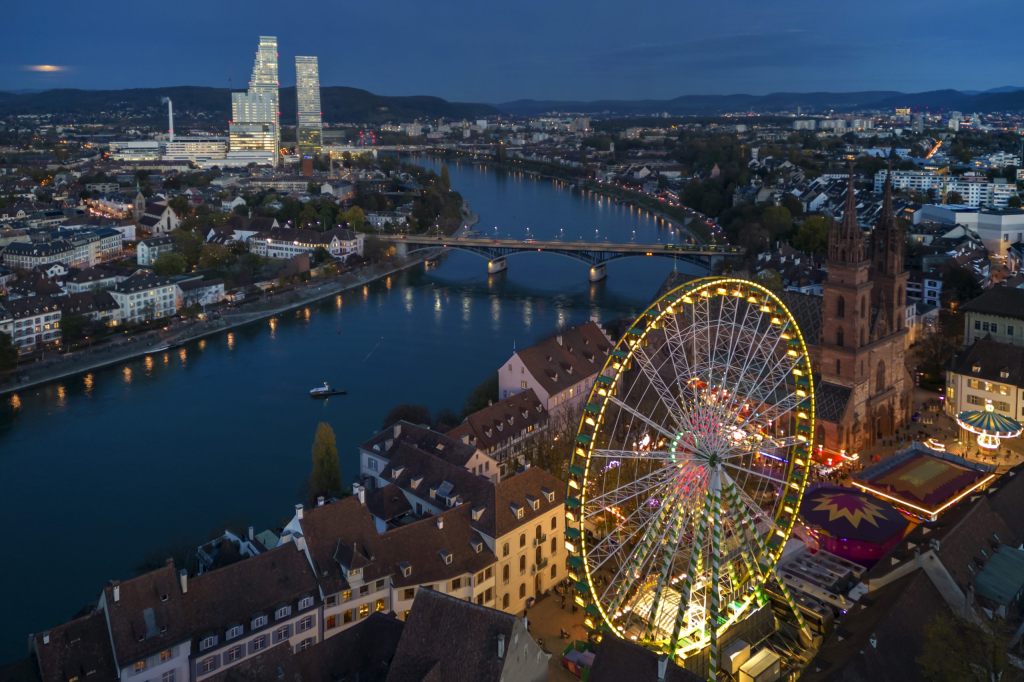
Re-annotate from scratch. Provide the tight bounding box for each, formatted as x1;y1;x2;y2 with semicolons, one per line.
228;36;280;166
295;56;323;158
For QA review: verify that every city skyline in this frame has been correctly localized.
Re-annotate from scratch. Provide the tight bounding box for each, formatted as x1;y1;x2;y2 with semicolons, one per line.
295;56;323;158
6;0;1023;101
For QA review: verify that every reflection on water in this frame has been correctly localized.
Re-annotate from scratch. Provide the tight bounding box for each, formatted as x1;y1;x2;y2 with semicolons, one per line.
56;385;66;406
269;317;278;338
83;373;94;395
226;333;235;351
122;366;132;384
144;355;154;375
178;347;188;366
8;394;20;410
335;294;343;310
198;339;207;351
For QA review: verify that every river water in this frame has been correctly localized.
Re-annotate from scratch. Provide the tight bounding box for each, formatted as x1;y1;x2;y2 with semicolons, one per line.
0;157;701;660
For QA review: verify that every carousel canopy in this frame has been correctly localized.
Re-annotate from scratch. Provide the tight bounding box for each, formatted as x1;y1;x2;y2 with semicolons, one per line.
957;403;1023;437
799;485;909;544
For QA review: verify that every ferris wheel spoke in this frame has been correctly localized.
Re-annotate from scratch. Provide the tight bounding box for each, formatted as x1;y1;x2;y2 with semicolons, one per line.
631;342;691;434
590;448;700;464
608;396;680;442
584;466;676;510
720;469;778;531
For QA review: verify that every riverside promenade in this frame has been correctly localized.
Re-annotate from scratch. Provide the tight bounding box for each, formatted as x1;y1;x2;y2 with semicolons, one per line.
0;252;439;398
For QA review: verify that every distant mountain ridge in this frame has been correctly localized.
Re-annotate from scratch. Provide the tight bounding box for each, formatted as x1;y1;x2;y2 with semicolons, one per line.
0;86;498;123
498;88;1024;116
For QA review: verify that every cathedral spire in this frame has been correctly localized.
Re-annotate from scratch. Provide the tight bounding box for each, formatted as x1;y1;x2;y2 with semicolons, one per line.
828;166;866;264
873;158;904;275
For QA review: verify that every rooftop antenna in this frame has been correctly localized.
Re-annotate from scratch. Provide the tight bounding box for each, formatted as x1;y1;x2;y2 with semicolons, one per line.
160;97;174;142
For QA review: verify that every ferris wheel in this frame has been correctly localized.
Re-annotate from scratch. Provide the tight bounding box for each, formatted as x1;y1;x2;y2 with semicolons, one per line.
565;277;814;677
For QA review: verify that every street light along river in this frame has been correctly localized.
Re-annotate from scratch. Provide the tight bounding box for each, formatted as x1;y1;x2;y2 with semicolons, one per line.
0;156;695;660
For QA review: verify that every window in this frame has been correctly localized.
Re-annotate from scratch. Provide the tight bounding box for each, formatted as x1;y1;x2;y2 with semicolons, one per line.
551;537;557;554
326;615;338;630
298;596;314;610
298;616;314;632
161;672;176;682
359;585;369;596
835;359;841;375
252;615;267;630
200;657;216;674
275;606;292;620
836;328;844;347
1009;326;1015;337
403;588;415;601
836;296;845;319
503;594;510;609
160;649;172;662
375;579;386;591
519;584;526;598
200;636;217;651
502;543;509;557
520;533;526;548
341;590;352;602
358;604;370;619
520;380;528;389
298;637;314;651
519;556;527;575
452;577;462;590
551;564;557;579
375;599;386;612
551;516;557;530
226;645;243;663
503;565;510;584
252;635;267;652
343;610;354;624
134;660;147;672
226;625;243;641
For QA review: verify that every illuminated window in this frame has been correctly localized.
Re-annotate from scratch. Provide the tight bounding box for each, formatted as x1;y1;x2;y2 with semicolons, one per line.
358;604;370;619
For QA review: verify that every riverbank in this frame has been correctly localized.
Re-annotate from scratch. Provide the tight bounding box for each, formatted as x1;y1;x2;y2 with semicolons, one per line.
0;252;439;399
426;149;713;241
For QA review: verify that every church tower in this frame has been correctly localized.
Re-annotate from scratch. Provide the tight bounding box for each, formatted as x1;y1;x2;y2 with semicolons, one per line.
820;172;872;387
133;182;146;221
870;169;909;338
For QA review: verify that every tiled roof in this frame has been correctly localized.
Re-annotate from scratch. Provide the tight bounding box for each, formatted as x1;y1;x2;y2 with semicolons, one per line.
295;496;384;594
950;337;1024;386
590;635;702;682
139;236;174;248
960;287;1024;320
365;421;480;469
385;589;532;682
33;611;117;682
779;289;823;346
447;389;548;453
102;562;191;664
111;272;174;293
2;295;60;318
816;380;851;424
514;321;611;397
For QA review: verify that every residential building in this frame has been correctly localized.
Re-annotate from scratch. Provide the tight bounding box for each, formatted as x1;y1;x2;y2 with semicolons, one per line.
1;228;122;270
385;589;549;682
448;389;549;478
361;421;498;482
109;272;179;324
0;295;61;352
137;235;176;266
31;610;118;682
64;266;124;294
178;277;226;308
498;321;611;425
945;337;1024;422
227;36;280;166
249;227;364;261
295;56;323;158
960;287;1024;347
59;291;120;325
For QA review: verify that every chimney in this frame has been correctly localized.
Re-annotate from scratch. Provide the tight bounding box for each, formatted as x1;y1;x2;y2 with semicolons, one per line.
247;526;254;542
393;423;402;439
112;584;120;604
296;536;307;553
497;633;505;659
295;503;304;520
436;516;444;530
179;569;188;595
352;483;366;504
556;335;563;346
42;632;50;645
657;655;668;681
317;495;325;507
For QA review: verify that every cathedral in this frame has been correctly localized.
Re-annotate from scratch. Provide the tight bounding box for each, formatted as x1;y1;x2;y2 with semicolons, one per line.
782;172;913;455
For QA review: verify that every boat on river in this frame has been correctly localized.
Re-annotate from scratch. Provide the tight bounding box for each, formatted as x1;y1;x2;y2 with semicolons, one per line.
309;382;346;398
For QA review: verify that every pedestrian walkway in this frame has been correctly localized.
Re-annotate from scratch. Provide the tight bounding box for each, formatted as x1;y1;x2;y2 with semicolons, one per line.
526;588;588;681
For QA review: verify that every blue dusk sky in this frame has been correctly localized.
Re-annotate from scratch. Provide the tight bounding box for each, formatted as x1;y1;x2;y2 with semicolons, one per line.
6;0;1022;101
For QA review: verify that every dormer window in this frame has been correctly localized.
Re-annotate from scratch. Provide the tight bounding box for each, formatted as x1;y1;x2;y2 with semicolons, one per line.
411;475;423;490
274;606;291;620
542;487;555;503
200;635;217;651
1000;369;1010;379
510;503;524;519
400;562;412;578
226;625;243;641
440;550;453;565
298;596;314;610
472;506;485;521
972;363;982;373
429;487;438;500
392;466;405;479
251;615;267;630
527;495;540;511
471;540;483;554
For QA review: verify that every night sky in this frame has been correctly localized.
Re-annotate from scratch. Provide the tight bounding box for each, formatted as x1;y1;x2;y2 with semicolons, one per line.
6;0;1022;101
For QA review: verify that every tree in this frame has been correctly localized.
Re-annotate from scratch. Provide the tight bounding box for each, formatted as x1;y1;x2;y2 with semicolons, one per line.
0;331;17;373
168;195;189;216
781;193;804;218
918;613;1011;682
1008;195;1022;208
60;313;89;345
439;164;451;192
433;408;461;432
232;203;249;217
942;264;982;308
340;206;367;232
463;374;499;416
198;243;232;270
381;404;431;428
152;252;187;276
173;229;204;268
945;190;964;205
308;422;341;503
761;205;793;239
755;269;784;292
791;215;830;255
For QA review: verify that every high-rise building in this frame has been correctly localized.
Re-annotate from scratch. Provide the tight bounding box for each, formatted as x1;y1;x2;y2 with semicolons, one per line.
228;36;280;166
295;56;323;158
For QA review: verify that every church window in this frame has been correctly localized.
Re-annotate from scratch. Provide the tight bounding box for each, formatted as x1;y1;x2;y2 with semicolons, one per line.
836;328;844;347
835;359;841;375
876;361;886;393
836;296;845;319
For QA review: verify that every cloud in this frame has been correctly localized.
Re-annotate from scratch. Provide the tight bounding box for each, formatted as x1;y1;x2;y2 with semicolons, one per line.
24;64;68;73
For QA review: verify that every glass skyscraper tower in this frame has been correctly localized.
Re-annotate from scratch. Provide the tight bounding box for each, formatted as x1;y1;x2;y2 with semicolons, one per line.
228;36;280;165
295;56;323;158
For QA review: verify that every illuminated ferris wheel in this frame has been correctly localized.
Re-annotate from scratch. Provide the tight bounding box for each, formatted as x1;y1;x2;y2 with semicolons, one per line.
564;278;815;677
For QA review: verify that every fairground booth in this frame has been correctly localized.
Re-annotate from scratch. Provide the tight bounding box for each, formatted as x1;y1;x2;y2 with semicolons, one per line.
799;485;910;565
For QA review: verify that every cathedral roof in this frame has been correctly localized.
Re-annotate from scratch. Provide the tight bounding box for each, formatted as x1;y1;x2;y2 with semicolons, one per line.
816;380;852;424
779;290;822;346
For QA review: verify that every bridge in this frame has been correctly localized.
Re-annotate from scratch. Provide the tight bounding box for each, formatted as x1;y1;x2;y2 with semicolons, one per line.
390;235;742;281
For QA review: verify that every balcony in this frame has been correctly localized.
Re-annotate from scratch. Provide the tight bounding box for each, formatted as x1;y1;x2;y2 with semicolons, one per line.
532;533;548;548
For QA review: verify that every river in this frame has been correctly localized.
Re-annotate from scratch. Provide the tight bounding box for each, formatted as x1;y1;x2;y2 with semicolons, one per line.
0;157;702;660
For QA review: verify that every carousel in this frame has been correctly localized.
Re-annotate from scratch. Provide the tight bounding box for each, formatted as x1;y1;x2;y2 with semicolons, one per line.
956;400;1023;451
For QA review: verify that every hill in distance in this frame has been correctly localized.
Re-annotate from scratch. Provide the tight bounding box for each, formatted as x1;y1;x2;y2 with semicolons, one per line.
0;85;498;124
498;88;1024;116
